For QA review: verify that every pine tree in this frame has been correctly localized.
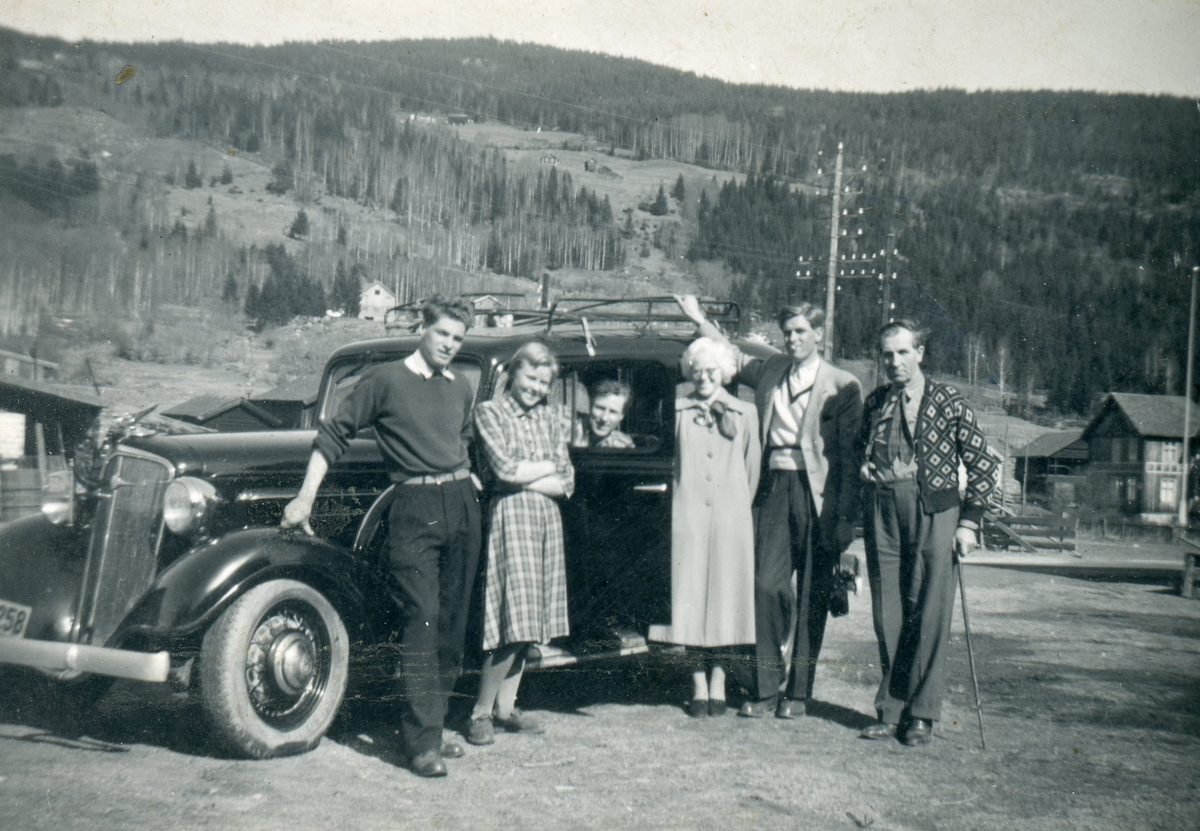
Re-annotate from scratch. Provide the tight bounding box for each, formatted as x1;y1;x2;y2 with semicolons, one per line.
184;160;202;189
331;260;362;316
288;209;309;239
649;185;669;216
266;160;292;195
671;174;686;202
220;164;233;185
221;274;239;302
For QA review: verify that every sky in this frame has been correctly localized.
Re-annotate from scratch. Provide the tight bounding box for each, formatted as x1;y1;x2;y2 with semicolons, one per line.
3;0;1199;97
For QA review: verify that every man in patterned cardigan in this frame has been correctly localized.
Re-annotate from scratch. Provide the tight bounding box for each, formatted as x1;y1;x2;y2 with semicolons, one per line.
857;320;997;746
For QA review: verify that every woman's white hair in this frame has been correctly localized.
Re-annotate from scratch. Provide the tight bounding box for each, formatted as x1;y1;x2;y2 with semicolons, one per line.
681;337;737;385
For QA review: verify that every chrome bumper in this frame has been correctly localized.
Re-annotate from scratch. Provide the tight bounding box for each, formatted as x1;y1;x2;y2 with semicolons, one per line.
0;638;170;683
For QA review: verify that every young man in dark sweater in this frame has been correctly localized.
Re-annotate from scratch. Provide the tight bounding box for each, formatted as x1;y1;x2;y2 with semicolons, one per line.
856;320;996;747
281;296;480;778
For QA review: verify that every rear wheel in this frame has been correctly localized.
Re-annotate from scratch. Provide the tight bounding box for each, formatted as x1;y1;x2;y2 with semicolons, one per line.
198;579;348;758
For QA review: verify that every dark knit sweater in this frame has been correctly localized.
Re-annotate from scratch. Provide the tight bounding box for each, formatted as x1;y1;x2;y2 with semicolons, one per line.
314;360;474;479
859;377;997;524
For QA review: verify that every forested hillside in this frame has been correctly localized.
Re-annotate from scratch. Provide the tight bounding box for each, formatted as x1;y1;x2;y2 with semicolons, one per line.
0;28;1196;414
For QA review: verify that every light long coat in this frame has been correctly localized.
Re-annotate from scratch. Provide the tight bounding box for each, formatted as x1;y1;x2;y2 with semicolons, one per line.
648;389;761;647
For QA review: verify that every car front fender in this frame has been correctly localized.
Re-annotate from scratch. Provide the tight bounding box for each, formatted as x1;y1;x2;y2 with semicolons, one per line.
0;512;90;643
116;528;383;646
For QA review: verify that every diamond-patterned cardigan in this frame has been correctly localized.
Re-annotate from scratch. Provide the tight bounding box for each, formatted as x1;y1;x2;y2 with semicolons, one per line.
858;378;998;524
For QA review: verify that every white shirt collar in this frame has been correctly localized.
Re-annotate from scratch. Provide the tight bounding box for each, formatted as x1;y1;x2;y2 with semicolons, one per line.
404;350;456;380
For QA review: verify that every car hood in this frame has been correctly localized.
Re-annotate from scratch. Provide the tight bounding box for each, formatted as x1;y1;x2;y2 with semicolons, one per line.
121;430;380;479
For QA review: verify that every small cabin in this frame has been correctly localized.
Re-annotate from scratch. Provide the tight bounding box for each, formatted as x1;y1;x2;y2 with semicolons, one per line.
359;280;397;322
250;376;320;430
162;396;283;433
1013;430;1088;506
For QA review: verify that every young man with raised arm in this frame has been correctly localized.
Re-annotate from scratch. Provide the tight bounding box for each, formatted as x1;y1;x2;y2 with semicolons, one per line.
676;295;862;720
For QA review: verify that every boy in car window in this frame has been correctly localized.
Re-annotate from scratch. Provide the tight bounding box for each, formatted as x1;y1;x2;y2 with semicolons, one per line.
573;379;635;449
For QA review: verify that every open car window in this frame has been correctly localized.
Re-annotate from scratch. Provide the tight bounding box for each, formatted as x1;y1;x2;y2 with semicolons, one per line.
546;359;676;455
320;354;484;423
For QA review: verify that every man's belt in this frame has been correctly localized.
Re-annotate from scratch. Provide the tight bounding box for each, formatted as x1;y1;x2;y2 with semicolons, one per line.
768;445;806;471
397;467;471;486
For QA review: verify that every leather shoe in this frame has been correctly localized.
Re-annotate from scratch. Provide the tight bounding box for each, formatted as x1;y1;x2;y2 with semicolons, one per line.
708;699;728;718
440;741;464;759
688;698;710;718
737;697;777;718
409;749;448;778
859;722;898;740
902;718;933;746
775;698;806;720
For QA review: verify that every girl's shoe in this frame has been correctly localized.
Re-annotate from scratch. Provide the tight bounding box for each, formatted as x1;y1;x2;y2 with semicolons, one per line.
466;715;495;745
496;708;546;734
689;697;710;718
708;699;727;717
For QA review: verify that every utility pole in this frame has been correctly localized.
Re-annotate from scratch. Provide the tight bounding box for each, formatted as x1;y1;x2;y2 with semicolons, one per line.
823;143;844;362
1179;265;1198;528
880;233;896;328
876;232;897;385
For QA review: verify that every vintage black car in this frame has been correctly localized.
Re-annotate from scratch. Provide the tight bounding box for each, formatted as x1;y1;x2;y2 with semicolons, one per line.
0;298;769;759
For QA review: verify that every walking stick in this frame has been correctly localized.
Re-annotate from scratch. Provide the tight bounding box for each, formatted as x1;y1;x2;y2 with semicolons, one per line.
955;553;987;750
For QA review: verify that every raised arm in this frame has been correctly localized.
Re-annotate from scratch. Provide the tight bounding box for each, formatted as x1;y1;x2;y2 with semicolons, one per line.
675;295;760;381
675;295;731;347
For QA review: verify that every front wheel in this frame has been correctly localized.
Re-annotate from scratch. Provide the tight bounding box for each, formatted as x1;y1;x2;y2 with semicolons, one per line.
198;579;349;758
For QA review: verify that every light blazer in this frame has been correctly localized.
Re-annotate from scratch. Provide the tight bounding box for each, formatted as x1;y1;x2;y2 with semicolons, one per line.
734;350;863;550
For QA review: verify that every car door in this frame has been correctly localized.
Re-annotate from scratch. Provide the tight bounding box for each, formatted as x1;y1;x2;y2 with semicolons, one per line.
556;357;678;647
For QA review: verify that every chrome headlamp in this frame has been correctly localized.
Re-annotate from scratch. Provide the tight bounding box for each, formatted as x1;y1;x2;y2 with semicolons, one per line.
163;476;218;535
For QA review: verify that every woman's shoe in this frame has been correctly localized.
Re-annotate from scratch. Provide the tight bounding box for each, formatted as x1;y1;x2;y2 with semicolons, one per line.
689;698;710;718
708;699;727;717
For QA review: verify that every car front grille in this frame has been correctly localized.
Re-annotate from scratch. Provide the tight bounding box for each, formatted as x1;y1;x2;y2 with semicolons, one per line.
77;450;173;647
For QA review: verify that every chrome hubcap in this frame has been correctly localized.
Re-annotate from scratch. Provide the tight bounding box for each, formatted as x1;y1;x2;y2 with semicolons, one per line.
244;602;329;727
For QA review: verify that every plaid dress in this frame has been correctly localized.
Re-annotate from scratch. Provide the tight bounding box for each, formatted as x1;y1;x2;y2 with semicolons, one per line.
475;393;575;651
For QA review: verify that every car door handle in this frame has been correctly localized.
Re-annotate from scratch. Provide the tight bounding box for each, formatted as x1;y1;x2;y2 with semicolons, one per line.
632;483;668;493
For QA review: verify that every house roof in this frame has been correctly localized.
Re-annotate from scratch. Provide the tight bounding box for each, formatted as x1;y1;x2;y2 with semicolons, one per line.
163;395;282;427
1085;393;1200;440
1016;429;1085;458
0;375;101;410
250;376;320;405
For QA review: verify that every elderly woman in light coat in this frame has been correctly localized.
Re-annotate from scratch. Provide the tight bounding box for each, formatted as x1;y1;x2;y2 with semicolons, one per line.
649;337;761;717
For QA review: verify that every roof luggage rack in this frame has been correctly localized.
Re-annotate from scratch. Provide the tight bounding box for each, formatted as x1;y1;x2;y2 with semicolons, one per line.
543;296;740;335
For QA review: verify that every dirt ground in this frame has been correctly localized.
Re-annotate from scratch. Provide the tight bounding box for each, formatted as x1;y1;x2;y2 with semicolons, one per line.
3;555;1199;831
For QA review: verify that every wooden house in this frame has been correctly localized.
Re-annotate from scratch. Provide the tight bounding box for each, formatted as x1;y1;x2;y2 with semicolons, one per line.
1013;429;1088;504
1082;393;1200;520
540;153;559;165
250;377;320;429
162;395;283;433
359;280;397;322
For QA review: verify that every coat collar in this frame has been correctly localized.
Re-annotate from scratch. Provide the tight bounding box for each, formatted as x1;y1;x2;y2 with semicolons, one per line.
678;387;749;414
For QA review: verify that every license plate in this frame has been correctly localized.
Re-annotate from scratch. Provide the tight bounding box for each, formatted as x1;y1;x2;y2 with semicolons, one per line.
0;600;32;639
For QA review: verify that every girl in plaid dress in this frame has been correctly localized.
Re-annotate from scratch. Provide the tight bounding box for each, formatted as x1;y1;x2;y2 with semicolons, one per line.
467;342;574;745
